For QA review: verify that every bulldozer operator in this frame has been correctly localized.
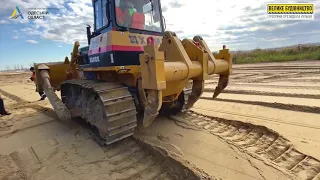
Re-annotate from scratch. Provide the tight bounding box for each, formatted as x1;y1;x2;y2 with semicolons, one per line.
116;0;137;27
116;0;146;28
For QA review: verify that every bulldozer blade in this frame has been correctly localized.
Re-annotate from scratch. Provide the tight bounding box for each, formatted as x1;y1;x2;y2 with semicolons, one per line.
213;75;229;99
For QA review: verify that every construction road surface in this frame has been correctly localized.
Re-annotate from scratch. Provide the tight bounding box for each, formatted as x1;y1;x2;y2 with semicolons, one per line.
0;60;319;180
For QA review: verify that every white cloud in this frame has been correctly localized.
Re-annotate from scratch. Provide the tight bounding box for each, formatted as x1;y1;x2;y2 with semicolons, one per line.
15;1;94;46
1;0;319;51
0;0;65;10
0;19;10;24
26;39;39;44
161;0;320;50
266;37;290;42
13;36;19;39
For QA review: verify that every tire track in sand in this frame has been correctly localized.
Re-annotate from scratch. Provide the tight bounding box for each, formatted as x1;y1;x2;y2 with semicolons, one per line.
170;111;320;180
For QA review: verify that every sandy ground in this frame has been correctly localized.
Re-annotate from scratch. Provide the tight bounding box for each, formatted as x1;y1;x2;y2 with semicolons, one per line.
0;60;320;180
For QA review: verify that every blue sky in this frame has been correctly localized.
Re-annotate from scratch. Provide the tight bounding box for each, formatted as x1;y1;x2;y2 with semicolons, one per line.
0;0;319;70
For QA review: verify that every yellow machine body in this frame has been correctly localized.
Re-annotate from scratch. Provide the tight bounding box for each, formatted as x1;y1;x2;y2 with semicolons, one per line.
32;0;232;145
74;30;231;104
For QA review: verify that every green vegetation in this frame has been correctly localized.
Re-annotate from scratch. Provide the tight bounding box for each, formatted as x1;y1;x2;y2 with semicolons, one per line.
214;45;320;64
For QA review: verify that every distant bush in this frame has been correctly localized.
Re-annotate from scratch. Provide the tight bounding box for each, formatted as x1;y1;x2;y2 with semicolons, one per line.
218;45;320;64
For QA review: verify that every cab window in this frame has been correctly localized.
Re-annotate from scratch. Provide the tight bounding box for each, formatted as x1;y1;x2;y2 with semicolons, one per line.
94;0;102;30
143;0;161;32
94;0;109;30
115;0;162;32
102;0;108;27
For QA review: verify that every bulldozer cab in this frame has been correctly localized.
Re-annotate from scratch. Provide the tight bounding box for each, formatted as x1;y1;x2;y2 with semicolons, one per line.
93;0;164;37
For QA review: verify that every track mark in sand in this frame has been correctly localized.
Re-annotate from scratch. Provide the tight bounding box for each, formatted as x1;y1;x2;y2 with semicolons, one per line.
232;83;320;90
194;106;320;132
0;88;58;119
170;111;320;180
0;88;60;134
0;153;27;180
88;122;213;180
0;88;26;103
312;172;320;180
203;89;320;99
233;66;320;70
235;73;301;83
205;82;320;90
0;86;214;180
275;79;320;83
0;128;214;180
234;64;320;70
200;97;320;114
99;139;169;180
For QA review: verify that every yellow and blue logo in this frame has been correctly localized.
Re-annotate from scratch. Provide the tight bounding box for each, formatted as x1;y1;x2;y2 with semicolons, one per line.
11;6;24;19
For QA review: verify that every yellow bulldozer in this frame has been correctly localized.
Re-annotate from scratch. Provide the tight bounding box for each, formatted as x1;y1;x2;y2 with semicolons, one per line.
33;0;232;145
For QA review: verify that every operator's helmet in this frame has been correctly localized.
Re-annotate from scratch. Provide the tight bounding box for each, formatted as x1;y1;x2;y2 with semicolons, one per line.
120;0;135;9
126;1;134;8
119;0;128;9
30;67;35;71
119;0;136;17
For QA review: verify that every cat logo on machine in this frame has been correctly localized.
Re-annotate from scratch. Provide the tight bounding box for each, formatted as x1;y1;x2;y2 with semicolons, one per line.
89;56;100;63
128;35;161;45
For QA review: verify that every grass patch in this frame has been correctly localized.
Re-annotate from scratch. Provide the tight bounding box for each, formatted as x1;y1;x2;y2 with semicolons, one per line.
216;45;320;64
